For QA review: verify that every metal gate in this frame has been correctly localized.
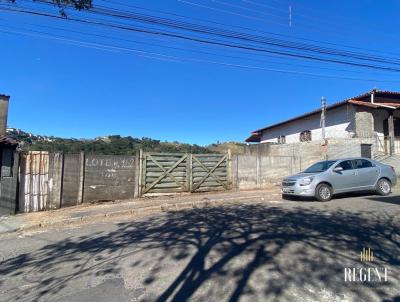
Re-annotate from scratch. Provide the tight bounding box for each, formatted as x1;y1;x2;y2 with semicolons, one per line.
19;151;49;212
140;152;230;195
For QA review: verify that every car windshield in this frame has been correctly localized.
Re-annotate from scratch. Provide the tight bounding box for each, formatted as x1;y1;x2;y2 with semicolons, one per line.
303;160;337;173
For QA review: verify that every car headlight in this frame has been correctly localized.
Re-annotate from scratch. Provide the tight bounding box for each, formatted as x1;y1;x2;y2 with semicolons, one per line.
299;176;314;186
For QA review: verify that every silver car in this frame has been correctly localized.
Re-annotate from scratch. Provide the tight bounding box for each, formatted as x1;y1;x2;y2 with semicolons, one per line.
282;158;397;201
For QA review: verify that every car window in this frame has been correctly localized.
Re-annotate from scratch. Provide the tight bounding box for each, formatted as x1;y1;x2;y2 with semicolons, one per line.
353;159;374;169
303;160;337;173
336;160;354;170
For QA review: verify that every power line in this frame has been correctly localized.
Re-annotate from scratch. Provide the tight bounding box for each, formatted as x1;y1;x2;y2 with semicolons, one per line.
0;24;398;83
1;17;391;76
101;0;400;58
3;2;400;73
76;3;400;66
176;0;288;27
183;0;400;57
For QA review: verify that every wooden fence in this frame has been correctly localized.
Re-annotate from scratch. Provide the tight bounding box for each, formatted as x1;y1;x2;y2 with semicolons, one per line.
19;151;50;212
17;151;231;213
139;151;231;195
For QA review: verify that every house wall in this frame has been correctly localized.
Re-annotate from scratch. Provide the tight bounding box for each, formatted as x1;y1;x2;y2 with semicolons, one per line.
373;109;389;139
259;105;356;143
354;108;374;138
0;149;18;215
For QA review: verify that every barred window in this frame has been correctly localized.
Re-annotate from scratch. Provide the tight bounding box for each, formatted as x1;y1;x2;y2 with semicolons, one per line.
300;130;312;142
277;135;286;144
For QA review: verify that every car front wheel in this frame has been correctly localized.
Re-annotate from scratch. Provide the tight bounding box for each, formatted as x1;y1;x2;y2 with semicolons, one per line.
315;183;333;201
376;178;391;196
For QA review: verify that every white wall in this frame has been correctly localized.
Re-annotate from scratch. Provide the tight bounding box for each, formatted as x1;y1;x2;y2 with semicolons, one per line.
260;105;355;143
373;109;389;139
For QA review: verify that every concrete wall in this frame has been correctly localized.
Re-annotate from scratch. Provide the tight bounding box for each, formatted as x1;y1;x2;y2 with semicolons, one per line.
48;152;63;210
61;153;85;207
18;152;137;213
260;105;355;143
232;154;299;190
84;155;135;202
240;138;379;189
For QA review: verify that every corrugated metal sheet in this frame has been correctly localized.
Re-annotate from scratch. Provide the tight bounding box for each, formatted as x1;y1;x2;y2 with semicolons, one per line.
19;151;49;212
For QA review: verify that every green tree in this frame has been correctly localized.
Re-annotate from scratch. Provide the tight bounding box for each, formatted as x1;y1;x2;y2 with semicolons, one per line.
9;0;92;13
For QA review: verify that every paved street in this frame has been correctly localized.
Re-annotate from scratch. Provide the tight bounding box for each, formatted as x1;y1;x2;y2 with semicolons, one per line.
1;192;400;302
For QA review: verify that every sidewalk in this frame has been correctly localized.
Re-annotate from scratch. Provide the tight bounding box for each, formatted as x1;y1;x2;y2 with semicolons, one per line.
0;188;281;235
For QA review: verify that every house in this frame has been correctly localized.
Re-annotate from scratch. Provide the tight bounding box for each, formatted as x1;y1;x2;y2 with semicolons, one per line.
246;89;400;155
0;94;19;215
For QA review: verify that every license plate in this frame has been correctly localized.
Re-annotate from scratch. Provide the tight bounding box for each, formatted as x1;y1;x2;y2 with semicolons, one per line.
282;187;291;193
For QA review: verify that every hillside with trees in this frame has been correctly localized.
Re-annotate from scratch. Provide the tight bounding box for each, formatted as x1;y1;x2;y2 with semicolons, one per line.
7;129;246;155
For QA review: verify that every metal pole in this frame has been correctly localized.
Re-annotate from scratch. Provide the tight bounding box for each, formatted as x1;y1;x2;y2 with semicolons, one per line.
321;96;326;140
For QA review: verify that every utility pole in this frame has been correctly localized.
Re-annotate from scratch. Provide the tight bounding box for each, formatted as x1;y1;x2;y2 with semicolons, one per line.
321;96;326;140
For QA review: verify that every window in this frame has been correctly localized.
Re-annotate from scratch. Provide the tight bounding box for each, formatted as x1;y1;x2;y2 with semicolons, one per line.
353;159;374;169
303;160;337;173
300;130;312;142
336;160;354;171
1;148;14;177
277;135;286;144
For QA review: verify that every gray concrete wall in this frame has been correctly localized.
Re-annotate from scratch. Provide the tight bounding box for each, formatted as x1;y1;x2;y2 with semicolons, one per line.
61;153;84;208
355;108;374;138
84;155;135;202
232;154;299;190
48;152;63;210
238;138;382;189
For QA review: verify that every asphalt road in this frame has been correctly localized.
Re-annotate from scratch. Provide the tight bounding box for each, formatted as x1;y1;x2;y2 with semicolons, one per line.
1;192;400;302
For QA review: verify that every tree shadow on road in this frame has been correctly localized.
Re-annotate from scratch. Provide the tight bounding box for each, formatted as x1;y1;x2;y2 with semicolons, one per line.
1;203;399;301
365;196;400;205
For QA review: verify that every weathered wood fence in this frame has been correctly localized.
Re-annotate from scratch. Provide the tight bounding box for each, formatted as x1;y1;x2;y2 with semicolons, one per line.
139;152;230;195
19;151;136;212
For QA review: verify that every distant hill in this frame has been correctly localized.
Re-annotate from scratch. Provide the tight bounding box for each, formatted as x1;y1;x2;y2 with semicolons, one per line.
207;142;246;155
7;128;246;155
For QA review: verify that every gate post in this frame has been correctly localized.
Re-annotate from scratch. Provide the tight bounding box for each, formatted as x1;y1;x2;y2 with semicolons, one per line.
227;149;232;189
187;153;193;192
136;149;143;197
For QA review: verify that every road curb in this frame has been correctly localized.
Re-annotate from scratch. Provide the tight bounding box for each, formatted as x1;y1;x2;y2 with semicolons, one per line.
4;193;281;235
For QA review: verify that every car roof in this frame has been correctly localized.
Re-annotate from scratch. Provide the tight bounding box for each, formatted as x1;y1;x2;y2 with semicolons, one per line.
317;157;376;162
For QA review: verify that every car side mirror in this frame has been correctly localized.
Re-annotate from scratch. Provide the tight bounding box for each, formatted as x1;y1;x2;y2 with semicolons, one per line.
333;166;343;173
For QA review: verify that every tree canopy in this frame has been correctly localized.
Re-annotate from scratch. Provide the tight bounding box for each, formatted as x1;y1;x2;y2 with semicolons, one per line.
10;0;92;12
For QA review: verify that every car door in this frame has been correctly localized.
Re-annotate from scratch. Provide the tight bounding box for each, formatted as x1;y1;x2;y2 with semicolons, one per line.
352;159;379;188
330;160;358;192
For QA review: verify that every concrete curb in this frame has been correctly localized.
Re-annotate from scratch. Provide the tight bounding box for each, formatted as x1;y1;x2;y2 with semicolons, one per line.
4;193;281;235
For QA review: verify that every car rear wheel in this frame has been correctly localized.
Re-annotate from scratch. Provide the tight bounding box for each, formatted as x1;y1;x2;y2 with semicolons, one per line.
376;178;391;196
315;183;332;201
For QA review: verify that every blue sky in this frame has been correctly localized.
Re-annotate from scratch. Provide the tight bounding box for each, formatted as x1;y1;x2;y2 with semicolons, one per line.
1;0;400;145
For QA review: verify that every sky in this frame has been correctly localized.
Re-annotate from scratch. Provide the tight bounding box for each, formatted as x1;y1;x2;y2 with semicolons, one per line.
1;0;400;145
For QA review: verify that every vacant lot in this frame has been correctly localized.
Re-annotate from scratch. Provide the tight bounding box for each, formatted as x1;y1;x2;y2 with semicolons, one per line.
1;193;399;302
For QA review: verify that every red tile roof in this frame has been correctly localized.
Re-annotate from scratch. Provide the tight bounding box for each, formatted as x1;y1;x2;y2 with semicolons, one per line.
0;135;19;147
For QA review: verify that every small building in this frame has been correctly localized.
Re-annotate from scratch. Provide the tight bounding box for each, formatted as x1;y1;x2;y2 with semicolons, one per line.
246;89;400;155
0;94;19;216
